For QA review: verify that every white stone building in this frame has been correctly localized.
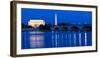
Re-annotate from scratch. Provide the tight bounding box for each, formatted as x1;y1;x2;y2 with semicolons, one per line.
28;20;45;28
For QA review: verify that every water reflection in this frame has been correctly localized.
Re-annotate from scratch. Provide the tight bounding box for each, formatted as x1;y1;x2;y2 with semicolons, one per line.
73;32;76;46
22;31;92;49
29;31;44;48
79;32;82;46
85;32;87;46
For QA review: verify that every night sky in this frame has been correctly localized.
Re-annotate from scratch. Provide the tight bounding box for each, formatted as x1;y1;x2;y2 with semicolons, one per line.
21;8;92;25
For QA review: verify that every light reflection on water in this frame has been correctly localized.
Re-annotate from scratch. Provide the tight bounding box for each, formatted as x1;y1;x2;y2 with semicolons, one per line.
29;31;44;48
22;31;92;49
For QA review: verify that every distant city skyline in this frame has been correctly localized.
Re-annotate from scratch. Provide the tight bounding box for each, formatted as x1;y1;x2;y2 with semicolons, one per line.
21;8;92;25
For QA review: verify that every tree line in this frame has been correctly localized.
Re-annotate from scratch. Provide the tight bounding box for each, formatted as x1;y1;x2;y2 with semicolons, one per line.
22;23;92;32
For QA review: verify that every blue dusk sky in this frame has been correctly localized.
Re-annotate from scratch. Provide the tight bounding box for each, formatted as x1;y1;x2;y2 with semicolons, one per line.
21;8;92;25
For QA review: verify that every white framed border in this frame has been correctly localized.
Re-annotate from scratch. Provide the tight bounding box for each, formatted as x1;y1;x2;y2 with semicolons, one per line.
16;3;97;55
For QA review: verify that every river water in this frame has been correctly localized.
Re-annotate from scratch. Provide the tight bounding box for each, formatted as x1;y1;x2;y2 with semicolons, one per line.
22;31;92;49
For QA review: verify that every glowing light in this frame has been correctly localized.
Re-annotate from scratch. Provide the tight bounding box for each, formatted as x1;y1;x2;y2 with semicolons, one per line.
28;20;45;28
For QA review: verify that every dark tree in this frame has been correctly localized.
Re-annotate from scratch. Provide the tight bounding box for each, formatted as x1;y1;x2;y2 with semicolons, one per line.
54;25;60;31
39;24;45;31
82;25;92;32
71;25;79;32
44;24;51;31
62;26;68;31
22;24;32;28
39;24;51;31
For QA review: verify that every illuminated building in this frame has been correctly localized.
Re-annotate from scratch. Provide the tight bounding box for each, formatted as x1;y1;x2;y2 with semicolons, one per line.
28;20;45;28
